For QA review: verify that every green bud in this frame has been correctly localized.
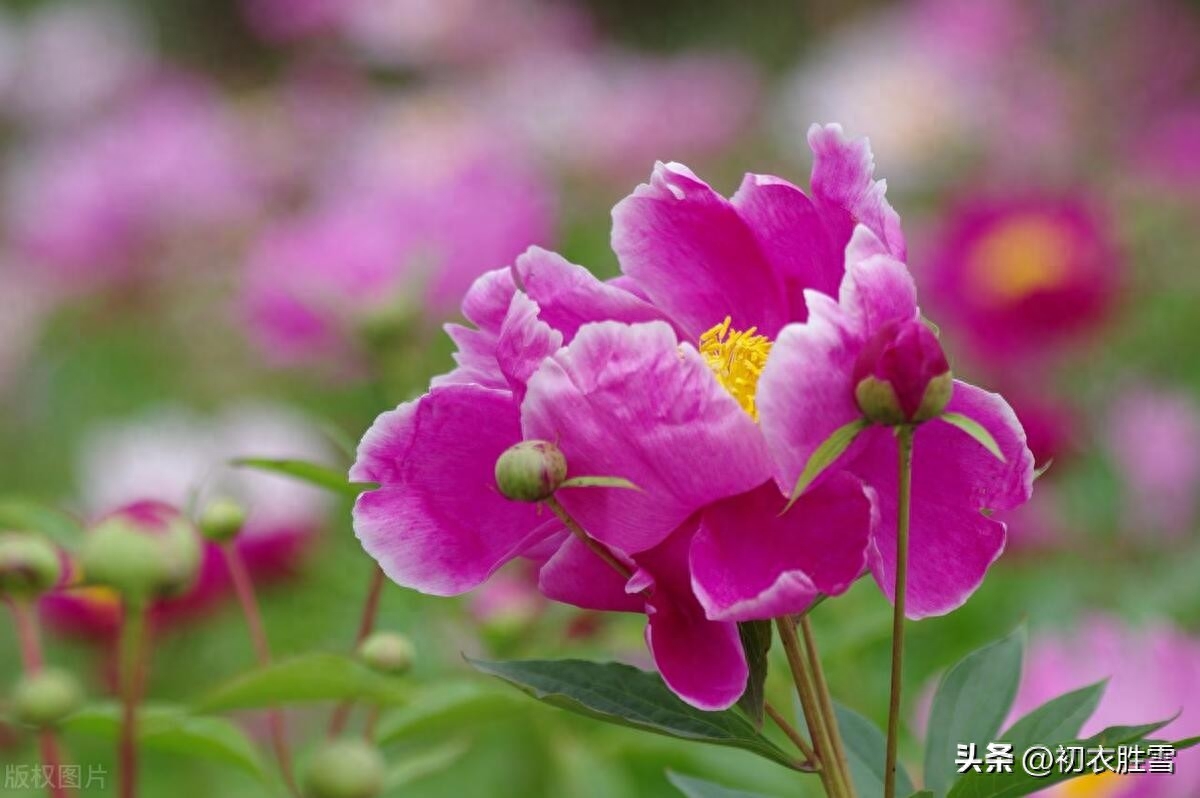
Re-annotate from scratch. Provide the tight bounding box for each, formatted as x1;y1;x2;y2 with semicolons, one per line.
494;441;567;503
198;498;247;543
853;377;909;427
79;512;201;601
358;632;414;675
304;740;385;798
13;669;84;728
0;532;62;599
912;371;954;423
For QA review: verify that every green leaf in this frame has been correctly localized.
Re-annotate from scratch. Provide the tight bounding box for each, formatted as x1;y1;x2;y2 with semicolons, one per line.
785;418;870;510
231;458;375;497
908;792;934;798
193;653;409;713
945;716;1182;798
737;621;772;729
1001;681;1105;747
939;413;1005;462
924;627;1025;797
376;680;523;746
63;703;268;782
1032;460;1053;482
383;740;470;792
666;771;775;798
558;476;641;491
468;658;801;770
0;497;85;546
835;702;914;798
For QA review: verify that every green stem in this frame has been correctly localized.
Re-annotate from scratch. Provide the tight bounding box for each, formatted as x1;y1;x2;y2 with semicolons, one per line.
765;701;817;769
545;496;634;581
777;616;847;798
800;616;855;797
884;426;915;798
119;600;148;798
328;566;387;737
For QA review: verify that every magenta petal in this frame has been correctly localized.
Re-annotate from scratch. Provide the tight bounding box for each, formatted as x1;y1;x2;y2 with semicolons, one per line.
757;292;864;495
807;123;906;261
513;246;673;340
636;524;747;711
521;321;772;553
692;475;874;622
611;161;788;339
494;293;563;402
840;228;920;333
731;173;842;308
460;266;518;333
538;535;642;613
350;384;546;596
432;323;508;389
854;383;1032;618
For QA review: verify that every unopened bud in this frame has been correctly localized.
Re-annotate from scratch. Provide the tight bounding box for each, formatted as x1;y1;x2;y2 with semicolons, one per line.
199;498;247;543
304;739;385;798
13;669;83;728
853;319;953;425
494;441;567;502
358;632;415;675
0;533;62;599
79;503;202;601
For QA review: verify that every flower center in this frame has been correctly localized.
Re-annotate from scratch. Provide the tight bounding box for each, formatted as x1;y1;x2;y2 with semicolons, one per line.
699;316;772;420
967;216;1074;305
1059;771;1122;798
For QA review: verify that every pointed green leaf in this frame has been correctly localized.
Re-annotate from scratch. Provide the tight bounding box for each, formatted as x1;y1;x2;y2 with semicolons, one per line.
468;658;801;770
737;621;772;729
667;771;776;798
785;418;870;510
924;627;1026;797
63;703;268;782
835;702;915;798
375;680;523;746
939;413;1004;462
1001;681;1105;747
559;476;641;491
1032;460;1053;482
193;653;409;713
383;740;470;791
231;458;375;497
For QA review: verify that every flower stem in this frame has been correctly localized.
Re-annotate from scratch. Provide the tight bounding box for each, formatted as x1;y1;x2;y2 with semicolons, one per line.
545;496;633;580
223;544;299;796
7;599;67;798
777;616;848;798
765;701;817;769
118;600;148;798
800;615;855;797
884;425;915;798
328;565;387;737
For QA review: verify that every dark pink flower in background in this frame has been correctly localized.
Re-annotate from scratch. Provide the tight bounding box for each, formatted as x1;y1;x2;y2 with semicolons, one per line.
925;194;1121;363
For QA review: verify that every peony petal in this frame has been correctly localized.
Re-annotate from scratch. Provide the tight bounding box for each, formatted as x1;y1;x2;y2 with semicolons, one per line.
757;292;865;496
611;161;788;339
538;534;642;613
350;384;546;596
731;173;843;313
513;246;673;340
431;323;507;389
460;266;518;333
691;475;875;622
522;321;772;554
494;292;563;402
636;524;747;711
807;123;906;261
840;228;920;332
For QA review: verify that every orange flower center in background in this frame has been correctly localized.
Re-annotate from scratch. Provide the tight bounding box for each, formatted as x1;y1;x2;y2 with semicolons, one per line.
699;316;772;420
967;216;1075;305
1059;770;1123;798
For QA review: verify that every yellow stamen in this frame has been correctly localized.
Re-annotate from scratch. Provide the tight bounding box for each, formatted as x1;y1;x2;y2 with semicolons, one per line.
1060;771;1122;798
967;216;1074;305
699;316;773;420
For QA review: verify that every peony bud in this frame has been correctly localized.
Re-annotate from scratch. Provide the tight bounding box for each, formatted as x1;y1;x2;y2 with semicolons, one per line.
13;669;84;728
358;632;415;675
0;533;62;599
304;739;385;798
853;319;953;425
494;441;567;502
198;498;247;543
78;503;202;601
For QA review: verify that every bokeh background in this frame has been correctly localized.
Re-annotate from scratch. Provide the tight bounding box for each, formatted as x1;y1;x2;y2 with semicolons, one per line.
1;1;1199;795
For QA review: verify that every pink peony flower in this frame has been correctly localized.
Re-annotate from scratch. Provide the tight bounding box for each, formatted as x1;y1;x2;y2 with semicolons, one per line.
924;194;1121;363
1106;386;1200;540
352;125;933;708
1012;618;1200;798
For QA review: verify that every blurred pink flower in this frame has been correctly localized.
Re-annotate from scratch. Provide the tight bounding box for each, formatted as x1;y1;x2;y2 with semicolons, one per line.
4;76;262;285
1012;618;1200;798
241;0;346;42
925;194;1121;363
1107;387;1200;539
